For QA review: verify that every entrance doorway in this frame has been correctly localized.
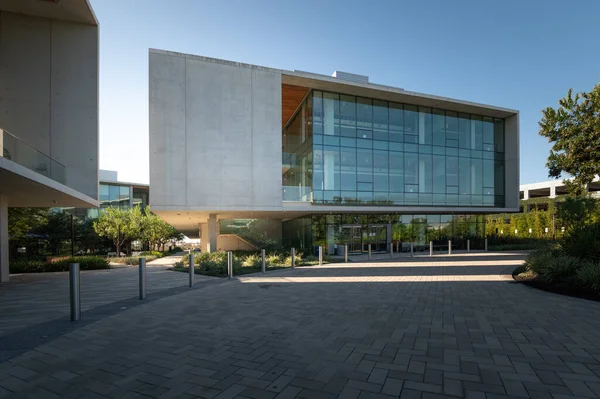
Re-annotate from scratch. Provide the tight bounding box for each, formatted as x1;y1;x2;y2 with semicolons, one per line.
341;224;389;253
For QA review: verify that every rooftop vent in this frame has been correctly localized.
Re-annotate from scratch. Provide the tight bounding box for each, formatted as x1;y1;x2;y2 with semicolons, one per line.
332;71;369;84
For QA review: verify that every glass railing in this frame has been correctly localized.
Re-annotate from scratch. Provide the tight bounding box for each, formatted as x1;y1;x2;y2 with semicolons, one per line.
1;129;66;185
282;186;312;202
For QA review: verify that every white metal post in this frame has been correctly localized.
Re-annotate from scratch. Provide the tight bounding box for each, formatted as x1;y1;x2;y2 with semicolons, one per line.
448;240;452;255
368;244;372;260
261;249;266;273
318;246;323;266
430;241;433;257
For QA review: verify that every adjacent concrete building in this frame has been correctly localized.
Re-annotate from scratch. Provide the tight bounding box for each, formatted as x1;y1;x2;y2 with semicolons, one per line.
0;0;99;281
149;49;519;254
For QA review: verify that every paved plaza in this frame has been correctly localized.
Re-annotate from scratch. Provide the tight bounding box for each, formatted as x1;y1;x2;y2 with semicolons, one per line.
2;253;600;398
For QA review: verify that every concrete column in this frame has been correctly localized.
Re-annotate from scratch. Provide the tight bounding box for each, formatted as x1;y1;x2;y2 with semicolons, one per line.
0;195;9;283
208;214;217;253
523;189;529;200
550;185;556;198
200;223;209;252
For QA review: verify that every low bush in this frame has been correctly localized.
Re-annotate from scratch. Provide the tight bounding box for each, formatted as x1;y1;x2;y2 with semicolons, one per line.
560;222;600;261
10;256;109;273
539;255;580;284
242;254;261;268
576;261;600;291
140;251;163;258
108;256;158;265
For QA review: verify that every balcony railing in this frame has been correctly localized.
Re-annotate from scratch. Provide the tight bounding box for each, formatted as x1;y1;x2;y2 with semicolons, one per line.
1;129;66;185
282;186;312;202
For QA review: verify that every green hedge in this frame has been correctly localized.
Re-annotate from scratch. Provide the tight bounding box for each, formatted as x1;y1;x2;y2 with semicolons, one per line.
108;255;158;265
10;256;110;273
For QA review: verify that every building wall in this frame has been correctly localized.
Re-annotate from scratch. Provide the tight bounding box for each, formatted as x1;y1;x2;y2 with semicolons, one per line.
0;11;98;199
504;113;520;209
149;50;283;211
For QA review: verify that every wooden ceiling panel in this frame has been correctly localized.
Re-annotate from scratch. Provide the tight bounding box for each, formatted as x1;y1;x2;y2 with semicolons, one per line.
282;84;309;127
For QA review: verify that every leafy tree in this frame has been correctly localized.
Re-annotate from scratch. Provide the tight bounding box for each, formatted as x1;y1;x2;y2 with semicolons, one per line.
8;208;48;241
539;83;600;195
93;206;143;256
556;196;599;233
38;211;72;255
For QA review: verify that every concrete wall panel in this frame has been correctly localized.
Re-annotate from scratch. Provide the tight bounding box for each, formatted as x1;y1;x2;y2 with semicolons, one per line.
150;51;283;210
149;52;187;206
0;12;51;154
0;12;98;200
504;113;520;209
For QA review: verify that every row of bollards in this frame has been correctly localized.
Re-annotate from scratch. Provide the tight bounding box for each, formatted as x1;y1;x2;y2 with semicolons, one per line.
70;238;491;321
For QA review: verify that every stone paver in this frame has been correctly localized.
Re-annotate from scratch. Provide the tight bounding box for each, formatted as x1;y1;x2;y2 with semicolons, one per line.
0;255;215;336
1;252;600;399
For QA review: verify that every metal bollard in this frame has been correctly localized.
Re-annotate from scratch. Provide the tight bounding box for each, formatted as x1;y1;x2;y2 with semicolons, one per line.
368;244;372;260
396;242;400;254
410;242;414;257
467;239;470;253
318;246;323;266
430;241;433;257
227;251;233;279
139;258;147;300
291;248;295;270
390;243;393;258
448;240;452;255
485;238;488;252
261;249;266;273
344;244;348;263
69;263;81;321
189;253;195;287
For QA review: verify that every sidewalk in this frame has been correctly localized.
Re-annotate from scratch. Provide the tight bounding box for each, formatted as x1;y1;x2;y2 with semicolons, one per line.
0;254;213;338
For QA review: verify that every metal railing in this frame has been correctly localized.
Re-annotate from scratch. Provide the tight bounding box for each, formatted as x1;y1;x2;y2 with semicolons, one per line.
1;129;66;184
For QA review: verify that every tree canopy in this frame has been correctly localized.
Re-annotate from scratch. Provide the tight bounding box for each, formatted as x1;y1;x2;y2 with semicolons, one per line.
539;83;600;196
93;206;143;256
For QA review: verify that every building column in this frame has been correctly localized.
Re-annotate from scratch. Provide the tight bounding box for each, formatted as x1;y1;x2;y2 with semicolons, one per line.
208;214;217;253
0;195;9;283
550;186;556;198
523;189;529;200
200;223;208;252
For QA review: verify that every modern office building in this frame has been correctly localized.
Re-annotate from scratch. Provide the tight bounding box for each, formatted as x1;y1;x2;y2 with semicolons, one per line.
65;169;149;220
149;50;519;254
0;0;99;281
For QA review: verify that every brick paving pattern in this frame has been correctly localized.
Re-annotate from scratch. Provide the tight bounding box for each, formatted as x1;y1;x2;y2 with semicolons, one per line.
1;253;600;398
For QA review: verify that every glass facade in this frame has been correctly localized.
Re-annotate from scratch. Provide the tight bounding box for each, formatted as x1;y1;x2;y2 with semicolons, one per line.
283;90;506;208
282;213;486;254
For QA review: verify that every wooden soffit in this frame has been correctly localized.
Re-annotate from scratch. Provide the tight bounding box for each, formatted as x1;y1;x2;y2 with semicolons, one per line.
282;84;309;128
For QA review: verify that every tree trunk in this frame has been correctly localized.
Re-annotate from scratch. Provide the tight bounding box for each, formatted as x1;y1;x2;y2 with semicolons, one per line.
116;240;121;257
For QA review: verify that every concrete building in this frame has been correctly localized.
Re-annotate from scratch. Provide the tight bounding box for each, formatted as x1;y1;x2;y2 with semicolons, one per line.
0;0;99;281
149;50;519;254
520;178;600;200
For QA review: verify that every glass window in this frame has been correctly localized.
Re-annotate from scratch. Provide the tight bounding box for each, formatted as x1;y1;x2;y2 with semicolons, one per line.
357;148;373;183
494;119;505;152
99;184;109;205
419;107;433;145
389;151;404;192
458;113;470;149
307;90;506;207
433;155;445;194
323;92;339;136
405;152;418;185
419;153;432;193
357;98;372;129
432;109;445;147
404;105;418;136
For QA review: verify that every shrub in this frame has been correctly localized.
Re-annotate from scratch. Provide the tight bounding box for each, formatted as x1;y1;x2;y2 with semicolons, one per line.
266;253;283;266
242;254;261;268
560;222;600;261
174;261;185;268
303;255;318;263
525;247;559;275
140;251;163;257
10;256;109;273
108;256;158;265
65;256;110;270
10;259;48;273
539;255;581;284
576;261;600;291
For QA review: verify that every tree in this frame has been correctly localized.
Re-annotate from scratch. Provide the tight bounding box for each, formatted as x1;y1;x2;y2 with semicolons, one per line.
93;207;143;256
556;196;599;233
8;208;48;241
140;206;182;251
38;210;72;255
539;83;600;196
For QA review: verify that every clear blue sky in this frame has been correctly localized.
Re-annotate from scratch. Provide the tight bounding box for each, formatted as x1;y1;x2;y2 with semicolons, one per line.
91;0;600;185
